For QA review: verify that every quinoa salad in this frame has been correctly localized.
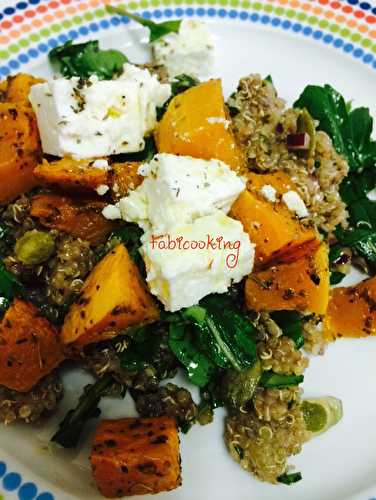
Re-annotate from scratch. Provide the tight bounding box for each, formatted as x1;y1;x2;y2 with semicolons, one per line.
0;5;376;498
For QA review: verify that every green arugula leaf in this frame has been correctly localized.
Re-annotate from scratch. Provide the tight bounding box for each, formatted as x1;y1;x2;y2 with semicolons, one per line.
107;5;182;43
49;40;128;79
271;311;304;349
260;371;304;389
277;472;303;485
330;271;346;285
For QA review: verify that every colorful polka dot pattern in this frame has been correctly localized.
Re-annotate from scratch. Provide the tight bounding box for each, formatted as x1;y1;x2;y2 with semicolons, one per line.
0;460;54;500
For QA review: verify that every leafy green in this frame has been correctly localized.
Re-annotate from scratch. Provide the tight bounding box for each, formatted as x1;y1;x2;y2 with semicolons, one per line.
157;74;199;120
260;371;304;389
271;311;304;349
51;374;118;448
264;75;273;84
0;261;20;301
330;271;346;285
49;40;128;79
109;223;143;266
113;136;157;163
277;472;303;485
221;360;262;410
107;5;182;43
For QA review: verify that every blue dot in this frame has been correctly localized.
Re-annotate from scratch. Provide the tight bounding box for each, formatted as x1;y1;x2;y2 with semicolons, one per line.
38;43;48;53
348;0;358;4
363;53;373;63
323;34;333;44
271;17;281;26
303;26;312;36
36;494;54;500
292;22;302;32
99;20;110;29
110;16;120;26
239;11;248;20
250;13;259;22
89;22;99;32
18;482;38;500
28;48;39;58
3;472;21;491
353;48;364;58
58;34;68;43
18;53;29;64
153;9;162;18
0;462;6;478
175;8;184;16
343;43;354;53
0;67;10;77
29;0;41;4
208;8;216;17
360;2;371;9
185;8;194;17
282;20;291;30
229;9;238;18
218;8;227;17
164;8;173;17
197;7;205;16
9;60;20;69
79;26;89;35
141;10;151;19
68;30;78;40
48;39;58;49
0;14;3;21
121;16;130;24
261;15;269;24
334;38;343;48
313;30;323;40
372;7;376;15
16;2;28;9
4;7;15;15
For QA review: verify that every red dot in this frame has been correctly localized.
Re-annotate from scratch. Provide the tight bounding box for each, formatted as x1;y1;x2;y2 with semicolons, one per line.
13;15;24;23
1;20;12;29
48;1;60;8
343;5;353;13
25;9;35;18
354;10;365;18
365;15;376;23
331;1;340;9
61;0;71;3
318;0;328;5
37;5;47;13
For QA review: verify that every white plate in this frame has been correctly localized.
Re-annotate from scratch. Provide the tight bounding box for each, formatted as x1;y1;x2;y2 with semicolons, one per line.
0;1;376;499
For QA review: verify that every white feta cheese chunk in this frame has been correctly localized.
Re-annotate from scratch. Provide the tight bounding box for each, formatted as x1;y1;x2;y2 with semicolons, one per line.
260;184;277;203
92;159;111;171
153;19;215;78
282;190;309;218
29;64;171;159
140;213;255;312
96;184;110;196
119;154;245;233
102;204;122;220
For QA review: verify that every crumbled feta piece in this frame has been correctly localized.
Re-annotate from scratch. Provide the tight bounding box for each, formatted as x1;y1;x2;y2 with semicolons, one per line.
206;117;230;129
93;159;110;171
260;184;277;203
141;213;255;312
29;64;171;159
102;204;122;220
96;184;110;196
282;190;309;218
119;154;245;233
153;19;215;78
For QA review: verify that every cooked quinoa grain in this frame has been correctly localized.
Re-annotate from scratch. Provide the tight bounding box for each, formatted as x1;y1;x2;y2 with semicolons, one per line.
302;315;328;355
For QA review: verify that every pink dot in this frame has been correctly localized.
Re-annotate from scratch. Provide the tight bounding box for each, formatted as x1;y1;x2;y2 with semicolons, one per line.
55;10;65;18
78;2;88;11
61;0;72;4
9;30;20;38
21;24;31;33
66;5;76;14
43;14;54;22
0;36;10;44
32;19;43;28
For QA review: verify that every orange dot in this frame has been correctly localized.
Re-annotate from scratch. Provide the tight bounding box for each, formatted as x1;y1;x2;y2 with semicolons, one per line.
347;19;357;28
302;3;311;11
325;10;334;19
359;24;368;33
90;0;100;6
43;14;54;23
32;19;42;28
313;6;322;15
370;30;376;38
336;14;345;23
279;0;288;5
343;5;352;14
21;24;31;33
55;10;65;18
290;0;299;8
78;2;87;10
9;30;20;38
66;5;76;14
0;36;10;44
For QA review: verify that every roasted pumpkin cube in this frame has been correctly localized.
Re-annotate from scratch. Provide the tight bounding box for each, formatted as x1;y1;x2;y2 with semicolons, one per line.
61;244;160;349
0;103;41;204
325;276;376;339
0;299;65;392
0;74;44;105
34;158;109;193
230;171;319;267
155;79;245;172
110;162;143;198
90;417;181;498
245;244;329;314
30;194;116;246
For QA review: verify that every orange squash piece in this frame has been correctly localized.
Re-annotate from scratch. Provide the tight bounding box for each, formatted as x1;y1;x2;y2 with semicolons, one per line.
0;74;44;106
30;194;116;246
90;417;181;498
34;158;109;193
61;244;159;349
0;103;41;204
0;299;65;392
230;171;319;268
110;162;143;198
325;276;376;339
155;79;245;172
245;244;329;314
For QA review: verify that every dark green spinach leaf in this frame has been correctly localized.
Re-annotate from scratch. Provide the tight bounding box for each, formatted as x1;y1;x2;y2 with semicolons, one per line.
260;371;304;389
271;311;304;349
277;472;303;485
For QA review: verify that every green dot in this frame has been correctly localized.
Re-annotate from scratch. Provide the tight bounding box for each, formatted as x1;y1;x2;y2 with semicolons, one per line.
264;4;273;13
19;39;30;48
62;19;72;29
361;38;372;48
372;44;376;54
51;23;61;33
286;9;296;19
84;12;94;21
163;0;172;5
9;44;19;54
219;0;228;4
253;2;262;11
140;0;149;6
230;0;239;6
129;1;139;8
0;50;9;60
151;0;160;6
319;19;328;29
297;12;306;21
30;33;40;42
197;0;206;5
208;0;217;4
73;15;82;25
185;0;193;4
308;16;318;26
40;28;50;37
340;28;350;38
275;6;284;16
351;33;361;43
330;24;339;33
95;9;106;18
242;0;251;7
